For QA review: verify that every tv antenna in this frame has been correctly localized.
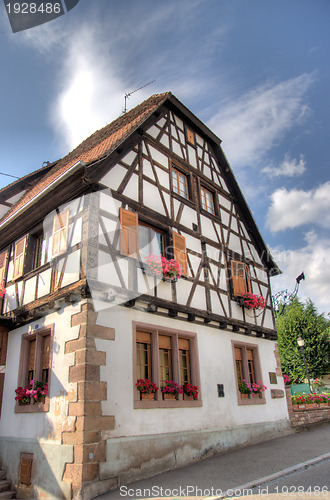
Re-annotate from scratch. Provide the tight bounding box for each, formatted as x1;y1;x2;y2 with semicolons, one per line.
123;80;155;113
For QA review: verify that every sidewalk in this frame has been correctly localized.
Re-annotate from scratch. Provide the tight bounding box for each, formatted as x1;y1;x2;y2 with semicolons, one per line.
94;423;330;500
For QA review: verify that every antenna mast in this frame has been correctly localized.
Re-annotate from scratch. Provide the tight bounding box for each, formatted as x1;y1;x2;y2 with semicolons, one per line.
123;80;155;113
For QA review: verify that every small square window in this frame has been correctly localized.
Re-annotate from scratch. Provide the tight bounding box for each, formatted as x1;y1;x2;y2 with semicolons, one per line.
172;167;189;200
200;186;215;215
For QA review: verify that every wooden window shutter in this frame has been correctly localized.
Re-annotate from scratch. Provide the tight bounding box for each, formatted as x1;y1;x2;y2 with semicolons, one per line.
158;335;171;349
186;128;195;145
173;232;188;276
120;208;138;258
13;236;27;280
52;209;69;257
246;349;254;361
178;338;189;350
0;250;8;284
234;347;242;361
231;260;248;296
136;331;151;344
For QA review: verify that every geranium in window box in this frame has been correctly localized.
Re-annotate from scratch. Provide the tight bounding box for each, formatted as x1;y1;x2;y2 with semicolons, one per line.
162;380;183;400
238;380;252;399
136;379;158;400
238;293;266;310
182;383;198;400
143;254;182;283
15;386;31;405
250;381;267;398
0;284;6;298
15;379;48;405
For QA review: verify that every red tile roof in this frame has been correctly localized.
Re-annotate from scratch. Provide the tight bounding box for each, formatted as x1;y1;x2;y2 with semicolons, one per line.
0;92;171;225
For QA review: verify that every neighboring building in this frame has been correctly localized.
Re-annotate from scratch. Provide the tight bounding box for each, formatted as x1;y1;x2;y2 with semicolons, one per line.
0;93;289;500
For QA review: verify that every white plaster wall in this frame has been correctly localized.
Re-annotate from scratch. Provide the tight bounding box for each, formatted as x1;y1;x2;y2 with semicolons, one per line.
37;269;52;298
143;182;167;216
96;307;288;440
23;276;37;305
101;164;127;191
123;172;138;202
148;145;168;168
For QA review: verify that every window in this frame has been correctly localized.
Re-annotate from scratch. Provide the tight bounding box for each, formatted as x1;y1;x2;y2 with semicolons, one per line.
136;331;151;380
230;260;252;297
15;326;53;413
200;186;215;215
31;226;52;270
179;338;191;385
120;209;189;277
133;323;201;408
172;167;189;200
232;341;265;405
138;223;164;262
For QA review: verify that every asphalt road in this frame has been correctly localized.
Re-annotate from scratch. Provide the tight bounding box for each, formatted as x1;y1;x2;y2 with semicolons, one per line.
95;424;330;500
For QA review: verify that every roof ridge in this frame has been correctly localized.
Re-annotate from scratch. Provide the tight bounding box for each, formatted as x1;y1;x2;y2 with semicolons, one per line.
0;92;171;227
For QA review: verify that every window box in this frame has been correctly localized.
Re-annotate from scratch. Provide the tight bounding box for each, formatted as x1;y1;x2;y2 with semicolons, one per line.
163;393;176;400
183;394;194;401
141;393;155;400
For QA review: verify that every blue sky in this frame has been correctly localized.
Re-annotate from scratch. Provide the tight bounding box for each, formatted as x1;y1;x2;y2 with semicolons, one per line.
1;0;330;314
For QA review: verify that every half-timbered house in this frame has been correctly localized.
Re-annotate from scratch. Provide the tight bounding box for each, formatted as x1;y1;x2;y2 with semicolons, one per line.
0;93;289;500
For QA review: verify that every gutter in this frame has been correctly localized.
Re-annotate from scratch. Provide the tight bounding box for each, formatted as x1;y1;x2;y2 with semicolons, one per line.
0;160;86;232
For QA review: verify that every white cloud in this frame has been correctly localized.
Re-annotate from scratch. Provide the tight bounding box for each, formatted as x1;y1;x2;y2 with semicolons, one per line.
262;154;306;178
270;231;330;315
266;181;330;232
207;74;313;167
50;25;127;151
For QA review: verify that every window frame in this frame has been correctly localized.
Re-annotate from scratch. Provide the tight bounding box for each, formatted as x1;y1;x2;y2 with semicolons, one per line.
200;185;216;215
171;165;190;200
133;322;202;409
232;340;266;406
15;324;54;413
138;221;165;263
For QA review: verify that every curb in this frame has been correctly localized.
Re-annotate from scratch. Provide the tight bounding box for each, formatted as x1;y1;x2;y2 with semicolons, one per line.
216;451;330;499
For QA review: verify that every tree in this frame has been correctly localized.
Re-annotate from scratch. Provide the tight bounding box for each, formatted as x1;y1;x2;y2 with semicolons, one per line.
276;298;330;383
